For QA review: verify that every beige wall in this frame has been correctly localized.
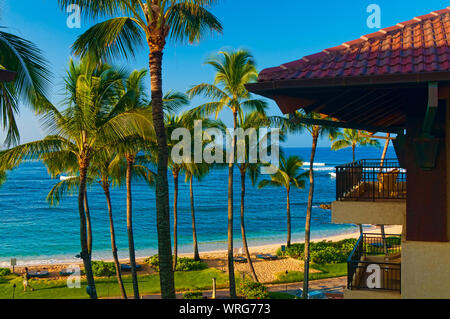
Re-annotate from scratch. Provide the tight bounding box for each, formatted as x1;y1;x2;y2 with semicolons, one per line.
331;201;405;226
446;95;450;239
344;289;401;299
402;240;450;299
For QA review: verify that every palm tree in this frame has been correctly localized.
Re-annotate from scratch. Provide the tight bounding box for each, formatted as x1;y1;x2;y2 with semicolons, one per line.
236;111;272;282
258;154;308;248
0;58;152;299
57;0;223;299
165;110;194;270
331;128;380;162
379;133;391;253
113;69;152;299
0;26;50;146
331;129;380;234
274;110;338;299
188;49;267;297
183;161;209;261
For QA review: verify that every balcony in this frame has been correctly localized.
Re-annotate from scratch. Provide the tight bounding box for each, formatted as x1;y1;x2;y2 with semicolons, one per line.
345;233;402;299
331;160;406;226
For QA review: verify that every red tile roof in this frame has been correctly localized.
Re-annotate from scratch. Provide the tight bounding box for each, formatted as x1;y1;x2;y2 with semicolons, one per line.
258;8;450;82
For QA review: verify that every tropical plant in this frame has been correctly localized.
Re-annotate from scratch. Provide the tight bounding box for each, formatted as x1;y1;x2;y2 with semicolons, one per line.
331;129;380;234
165;110;193;271
188;49;266;298
258;154;308;248
236;111;272;282
58;0;223;299
0;27;50;146
112;68;153;299
238;280;269;299
273;110;339;299
183;161;209;261
330;128;380;162
0;57;152;299
91;260;116;277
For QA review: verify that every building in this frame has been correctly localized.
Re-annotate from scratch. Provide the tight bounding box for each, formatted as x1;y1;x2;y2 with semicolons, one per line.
247;7;450;298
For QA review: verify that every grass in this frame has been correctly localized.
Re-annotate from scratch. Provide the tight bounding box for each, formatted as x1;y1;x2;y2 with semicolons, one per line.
272;263;347;284
0;268;228;299
0;262;347;299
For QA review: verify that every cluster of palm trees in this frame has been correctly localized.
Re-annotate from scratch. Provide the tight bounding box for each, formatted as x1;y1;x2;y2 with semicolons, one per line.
0;1;386;300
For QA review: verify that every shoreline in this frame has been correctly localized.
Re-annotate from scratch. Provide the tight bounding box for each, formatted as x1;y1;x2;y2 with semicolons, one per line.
3;225;402;269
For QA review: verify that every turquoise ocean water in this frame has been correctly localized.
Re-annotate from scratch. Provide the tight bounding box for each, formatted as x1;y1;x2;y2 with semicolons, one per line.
0;146;397;266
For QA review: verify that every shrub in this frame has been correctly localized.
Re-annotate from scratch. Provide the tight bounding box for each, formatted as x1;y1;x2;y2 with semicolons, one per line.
276;238;358;264
183;291;203;299
276;243;305;259
310;246;343;264
144;255;208;272
0;268;11;276
176;258;208;271
144;255;160;271
91;261;116;277
238;280;269;299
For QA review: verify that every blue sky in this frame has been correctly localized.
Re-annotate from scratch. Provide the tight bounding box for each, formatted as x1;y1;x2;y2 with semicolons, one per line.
0;0;447;147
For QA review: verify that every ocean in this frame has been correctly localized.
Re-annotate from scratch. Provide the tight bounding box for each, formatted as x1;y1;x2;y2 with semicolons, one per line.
0;146;398;266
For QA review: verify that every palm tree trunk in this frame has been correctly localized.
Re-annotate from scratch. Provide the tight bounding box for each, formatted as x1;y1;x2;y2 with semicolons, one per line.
380;134;390;253
149;49;175;299
84;191;92;256
303;131;319;299
173;170;179;271
190;175;200;261
380;134;390;169
240;168;258;282
102;181;127;299
227;110;237;298
78;158;97;299
126;155;139;299
287;188;291;248
354;143;363;235
352;144;356;162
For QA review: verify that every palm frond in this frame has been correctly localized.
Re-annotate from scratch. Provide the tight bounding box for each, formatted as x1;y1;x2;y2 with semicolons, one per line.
71;17;144;60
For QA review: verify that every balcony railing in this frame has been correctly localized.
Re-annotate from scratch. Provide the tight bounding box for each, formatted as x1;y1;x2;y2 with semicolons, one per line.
336;159;406;201
347;233;402;292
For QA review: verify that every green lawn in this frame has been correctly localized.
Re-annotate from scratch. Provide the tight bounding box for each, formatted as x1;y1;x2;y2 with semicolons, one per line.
0;263;347;299
272;263;347;284
0;268;228;299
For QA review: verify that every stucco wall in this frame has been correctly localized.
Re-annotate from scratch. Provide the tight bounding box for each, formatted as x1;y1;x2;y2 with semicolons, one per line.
331;201;405;226
402;240;450;299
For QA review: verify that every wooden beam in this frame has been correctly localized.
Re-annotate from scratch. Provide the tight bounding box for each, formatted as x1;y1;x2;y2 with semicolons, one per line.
287;114;404;133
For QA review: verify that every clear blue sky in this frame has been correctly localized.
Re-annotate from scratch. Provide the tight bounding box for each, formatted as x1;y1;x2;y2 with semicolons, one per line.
0;0;446;147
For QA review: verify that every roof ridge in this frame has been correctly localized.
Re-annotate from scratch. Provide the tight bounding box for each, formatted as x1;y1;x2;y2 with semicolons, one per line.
262;7;450;79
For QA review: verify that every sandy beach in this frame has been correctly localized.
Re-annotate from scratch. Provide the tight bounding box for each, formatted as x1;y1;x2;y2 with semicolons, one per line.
10;225;402;283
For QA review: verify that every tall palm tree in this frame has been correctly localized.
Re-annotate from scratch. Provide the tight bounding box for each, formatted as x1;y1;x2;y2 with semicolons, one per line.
331;129;380;234
331;128;380;162
258;154;308;248
183;161;209;261
274;110;338;299
379;133;391;253
188;49;267;297
0;27;50;146
57;0;223;299
113;69;152;299
0;58;152;299
235;111;272;282
165;110;194;270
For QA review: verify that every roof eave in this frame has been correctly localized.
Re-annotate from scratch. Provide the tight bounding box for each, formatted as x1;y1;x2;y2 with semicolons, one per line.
247;71;450;96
